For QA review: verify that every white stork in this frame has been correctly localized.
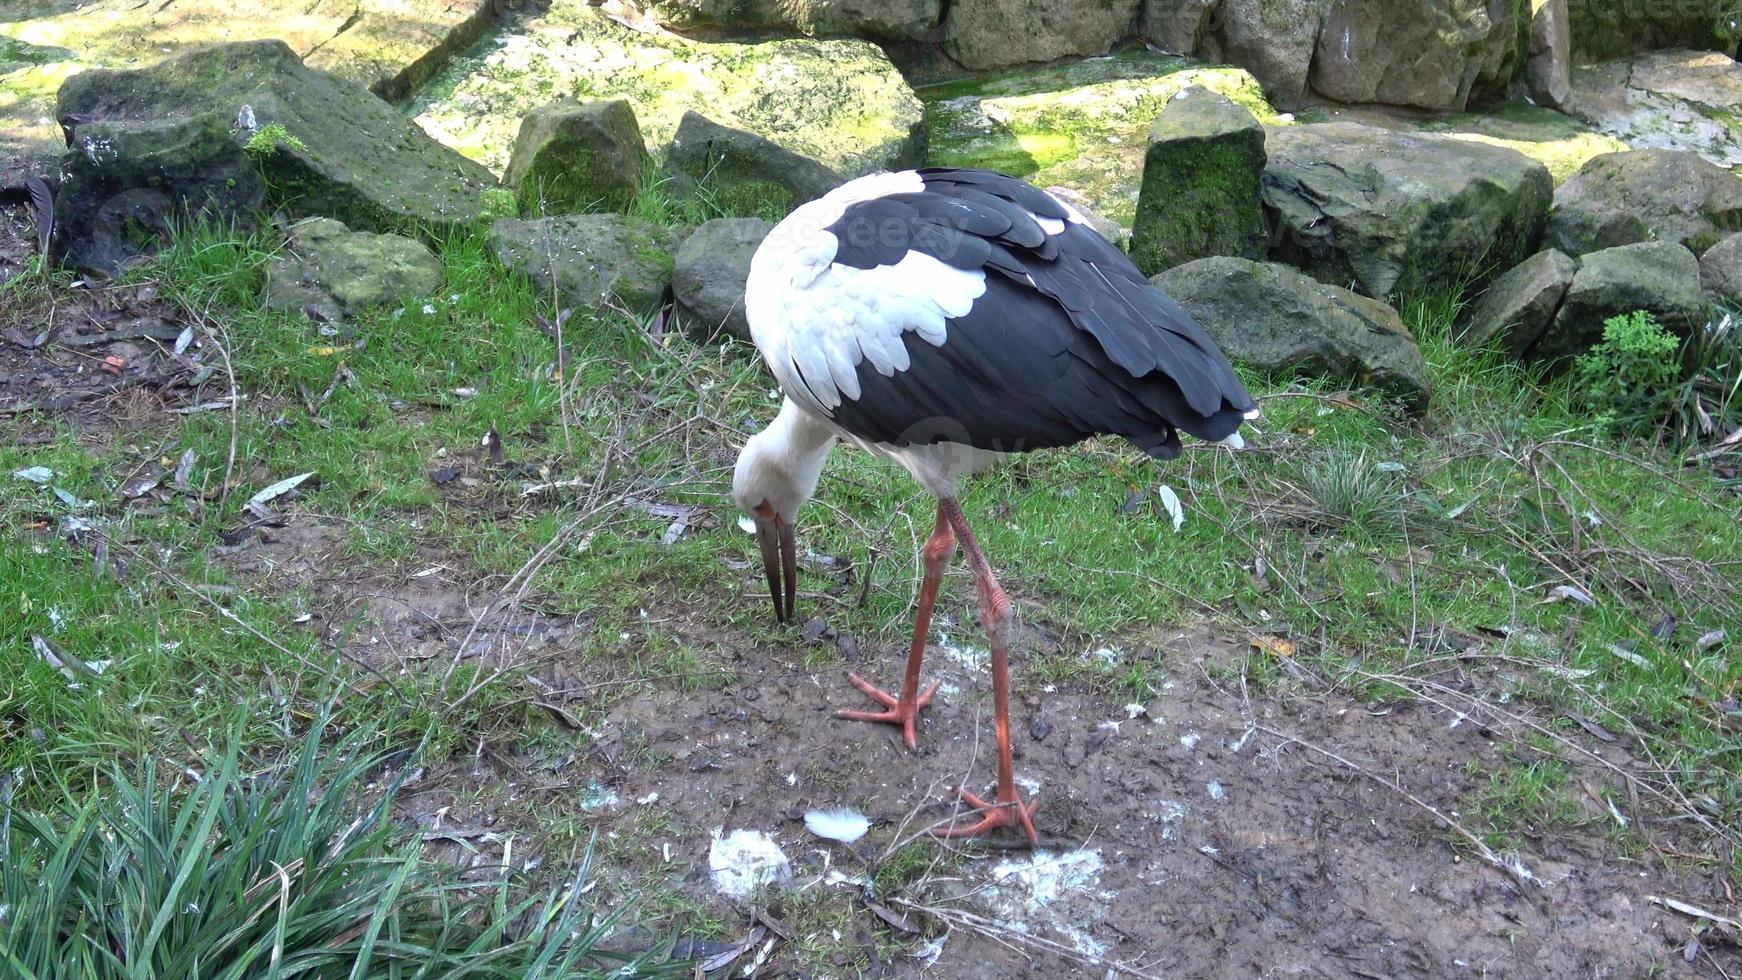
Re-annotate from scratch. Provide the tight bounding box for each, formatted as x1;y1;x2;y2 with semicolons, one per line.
732;168;1257;846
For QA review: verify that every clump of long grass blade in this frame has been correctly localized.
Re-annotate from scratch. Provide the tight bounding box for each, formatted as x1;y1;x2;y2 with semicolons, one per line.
0;712;682;978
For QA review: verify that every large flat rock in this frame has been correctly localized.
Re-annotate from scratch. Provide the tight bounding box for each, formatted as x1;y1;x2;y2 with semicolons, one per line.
0;0;494;191
57;40;499;232
1567;50;1742;169
923;51;1276;233
410;0;923;180
1262;121;1552;300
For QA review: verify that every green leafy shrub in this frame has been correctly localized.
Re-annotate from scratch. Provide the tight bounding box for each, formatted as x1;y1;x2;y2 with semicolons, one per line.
1572;310;1681;437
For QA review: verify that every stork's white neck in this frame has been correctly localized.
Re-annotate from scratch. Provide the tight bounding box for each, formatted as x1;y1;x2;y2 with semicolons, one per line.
733;398;838;522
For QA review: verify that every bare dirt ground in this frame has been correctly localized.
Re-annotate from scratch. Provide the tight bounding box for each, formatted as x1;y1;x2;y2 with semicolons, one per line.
204;512;1740;978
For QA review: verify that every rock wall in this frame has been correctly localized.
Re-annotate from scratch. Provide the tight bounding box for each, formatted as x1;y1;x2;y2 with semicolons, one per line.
616;0;1741;111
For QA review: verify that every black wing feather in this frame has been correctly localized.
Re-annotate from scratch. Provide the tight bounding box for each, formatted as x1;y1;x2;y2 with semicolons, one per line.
820;168;1255;459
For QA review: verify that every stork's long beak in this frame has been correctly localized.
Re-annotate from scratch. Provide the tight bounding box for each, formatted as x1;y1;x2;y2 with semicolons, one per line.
752;503;797;625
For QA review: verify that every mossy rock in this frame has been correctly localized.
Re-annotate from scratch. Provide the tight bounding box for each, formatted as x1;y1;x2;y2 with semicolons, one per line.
506;98;650;216
55;111;263;273
1535;241;1705;363
410;1;923;180
1262;121;1553;300
1129;86;1267;277
488;213;682;313
1568;0;1742;61
922;51;1278;234
1546;149;1742;257
1457;248;1580;357
1154;256;1433;412
662;111;841;220
265;217;444;322
56;40;497;234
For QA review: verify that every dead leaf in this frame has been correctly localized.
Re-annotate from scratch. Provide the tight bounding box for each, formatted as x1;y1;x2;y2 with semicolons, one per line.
26;176;53;255
862;897;918;935
1250;635;1296;658
429;464;462;485
245;472;316;512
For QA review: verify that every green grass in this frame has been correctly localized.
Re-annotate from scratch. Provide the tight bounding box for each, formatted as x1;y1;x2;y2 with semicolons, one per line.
0;709;680;977
6;214;1742;970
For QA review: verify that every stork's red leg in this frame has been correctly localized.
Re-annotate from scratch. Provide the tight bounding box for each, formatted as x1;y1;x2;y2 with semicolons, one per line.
836;502;952;749
931;497;1039;847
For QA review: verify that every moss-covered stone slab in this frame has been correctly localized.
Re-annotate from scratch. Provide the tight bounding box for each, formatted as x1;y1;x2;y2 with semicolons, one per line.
410;1;923;179
506;99;650;215
1129;86;1267;276
1262;121;1553;300
0;0;492;97
489;213;682;313
1566;50;1742;169
1569;0;1742;62
922;51;1277;233
56;41;498;233
0;0;494;183
1536;241;1705;362
55;111;263;274
265;217;444;323
1546;149;1742;257
1153;256;1432;412
662;112;841;220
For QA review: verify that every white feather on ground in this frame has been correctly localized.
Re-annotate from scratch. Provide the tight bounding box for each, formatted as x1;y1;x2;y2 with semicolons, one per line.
803;806;871;844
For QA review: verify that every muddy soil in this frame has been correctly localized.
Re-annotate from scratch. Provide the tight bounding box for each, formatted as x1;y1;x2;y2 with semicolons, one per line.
218;506;1738;978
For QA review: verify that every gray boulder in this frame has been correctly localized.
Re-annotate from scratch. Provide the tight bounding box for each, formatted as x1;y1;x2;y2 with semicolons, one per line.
1262;122;1552;300
1547;149;1742;257
1700;234;1742;310
1526;0;1572;111
1142;0;1328;106
265;218;443;323
641;0;941;40
505;99;649;215
1534;241;1705;362
943;0;1142;71
56;40;497;234
1153;256;1433;412
1129;86;1267;277
55;111;262;274
489;214;681;313
1308;0;1521;111
662;111;842;219
672;217;773;343
1458;249;1580;357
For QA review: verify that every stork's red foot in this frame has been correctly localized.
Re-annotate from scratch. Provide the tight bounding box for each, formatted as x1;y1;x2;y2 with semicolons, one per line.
933;786;1040;847
836;672;941;750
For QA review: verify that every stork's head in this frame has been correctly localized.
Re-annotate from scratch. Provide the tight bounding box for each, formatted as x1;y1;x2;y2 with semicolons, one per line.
732;400;836;625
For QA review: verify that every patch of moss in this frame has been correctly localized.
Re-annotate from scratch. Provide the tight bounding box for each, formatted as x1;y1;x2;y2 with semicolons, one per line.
1129;135;1267;276
244;122;308;156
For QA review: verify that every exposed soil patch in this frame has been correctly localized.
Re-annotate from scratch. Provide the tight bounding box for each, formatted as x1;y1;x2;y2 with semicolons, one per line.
1;212;226;443
231;508;1735;979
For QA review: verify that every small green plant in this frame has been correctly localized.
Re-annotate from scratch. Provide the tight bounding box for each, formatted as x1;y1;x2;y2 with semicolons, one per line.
1572;310;1681;437
1668;314;1742;448
243;122;307;157
1300;450;1405;537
